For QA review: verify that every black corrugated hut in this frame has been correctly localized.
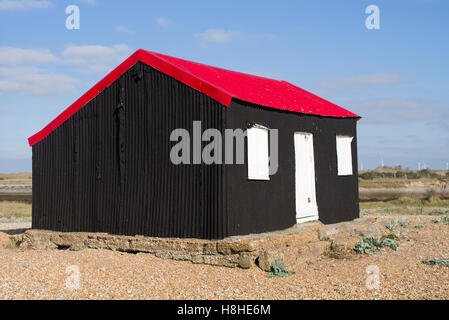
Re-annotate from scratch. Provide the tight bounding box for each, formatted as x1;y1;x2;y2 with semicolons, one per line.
28;49;361;239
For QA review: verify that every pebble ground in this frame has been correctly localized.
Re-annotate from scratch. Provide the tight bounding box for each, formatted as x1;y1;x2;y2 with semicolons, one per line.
0;215;447;300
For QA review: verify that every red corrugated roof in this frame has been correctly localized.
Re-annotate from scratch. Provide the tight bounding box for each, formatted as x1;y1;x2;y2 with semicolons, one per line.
28;49;359;146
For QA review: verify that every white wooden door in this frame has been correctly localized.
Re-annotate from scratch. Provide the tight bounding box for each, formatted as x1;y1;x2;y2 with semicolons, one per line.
294;132;318;223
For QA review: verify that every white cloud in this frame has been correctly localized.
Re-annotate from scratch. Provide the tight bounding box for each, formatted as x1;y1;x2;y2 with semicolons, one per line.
62;44;131;60
0;0;52;11
0;44;133;95
115;25;133;34
0;44;132;74
197;29;239;44
318;73;412;90
156;17;173;28
0;47;58;66
0;66;77;96
0;47;75;95
61;44;133;74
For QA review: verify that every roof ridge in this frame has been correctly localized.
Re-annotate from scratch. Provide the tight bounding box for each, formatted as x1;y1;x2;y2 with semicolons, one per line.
141;50;235;100
144;49;286;83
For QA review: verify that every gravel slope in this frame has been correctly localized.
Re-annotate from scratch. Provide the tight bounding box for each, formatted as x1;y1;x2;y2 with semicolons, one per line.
0;215;448;300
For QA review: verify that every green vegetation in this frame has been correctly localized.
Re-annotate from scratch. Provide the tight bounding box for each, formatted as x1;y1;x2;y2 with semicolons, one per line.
267;260;294;278
421;258;449;267
358;168;449;189
428;209;449;216
5;238;19;250
386;220;409;231
432;216;449;225
359;169;444;180
354;237;399;255
383;233;399;240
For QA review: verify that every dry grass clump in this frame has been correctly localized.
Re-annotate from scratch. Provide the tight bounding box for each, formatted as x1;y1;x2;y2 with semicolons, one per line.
0;172;32;185
358;168;449;189
324;241;354;259
0;172;31;180
5;238;19;250
360;197;449;216
0;201;32;219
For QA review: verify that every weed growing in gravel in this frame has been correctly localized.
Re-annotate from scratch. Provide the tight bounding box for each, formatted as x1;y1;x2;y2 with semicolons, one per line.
354;237;399;254
421;258;449;267
324;242;352;259
428;209;449;216
267;260;294;278
395;230;408;238
432;216;449;225
383;233;398;240
414;224;424;229
5;239;18;250
386;220;409;231
380;238;399;251
324;246;341;259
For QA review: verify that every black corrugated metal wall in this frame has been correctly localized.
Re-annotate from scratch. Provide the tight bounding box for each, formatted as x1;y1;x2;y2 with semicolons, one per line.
33;62;227;239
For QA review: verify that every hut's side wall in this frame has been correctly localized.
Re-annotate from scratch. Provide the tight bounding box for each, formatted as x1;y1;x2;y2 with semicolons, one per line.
225;100;359;236
32;62;227;239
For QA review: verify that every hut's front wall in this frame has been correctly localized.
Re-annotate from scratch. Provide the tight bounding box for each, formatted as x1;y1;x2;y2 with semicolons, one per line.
33;62;227;239
225;100;359;236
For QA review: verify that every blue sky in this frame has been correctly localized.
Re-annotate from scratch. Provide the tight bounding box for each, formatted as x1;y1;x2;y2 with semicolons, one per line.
0;0;448;172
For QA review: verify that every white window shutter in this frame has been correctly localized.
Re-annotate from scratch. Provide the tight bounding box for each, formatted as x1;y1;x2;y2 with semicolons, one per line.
336;135;353;176
247;126;270;180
